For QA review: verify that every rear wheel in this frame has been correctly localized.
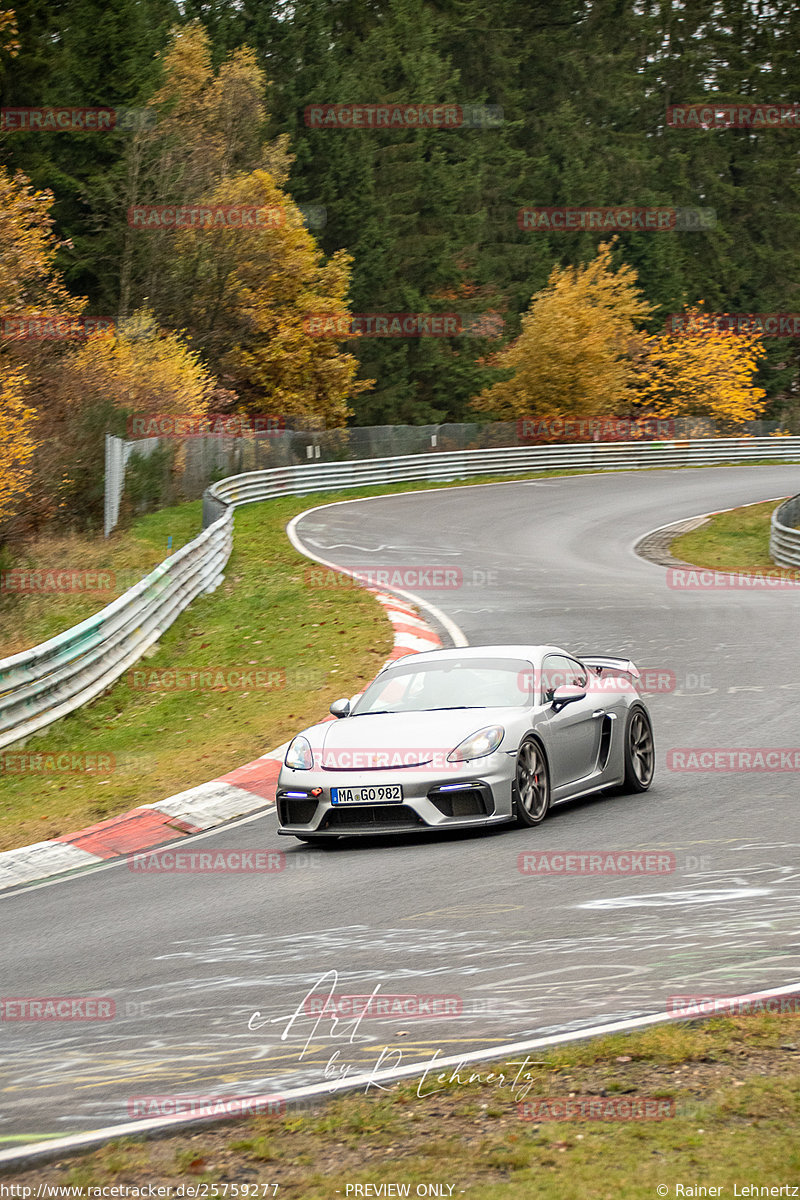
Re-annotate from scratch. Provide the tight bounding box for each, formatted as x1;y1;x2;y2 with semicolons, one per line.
621;705;655;792
513;737;551;826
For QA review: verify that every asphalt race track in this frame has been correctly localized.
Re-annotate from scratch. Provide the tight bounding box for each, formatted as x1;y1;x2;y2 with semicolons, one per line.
3;465;800;1143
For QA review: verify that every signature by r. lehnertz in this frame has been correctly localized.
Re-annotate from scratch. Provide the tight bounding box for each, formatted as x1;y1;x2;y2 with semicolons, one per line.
247;969;544;1099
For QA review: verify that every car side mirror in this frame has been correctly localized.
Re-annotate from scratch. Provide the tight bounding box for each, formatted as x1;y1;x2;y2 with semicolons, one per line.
551;684;586;711
329;698;351;718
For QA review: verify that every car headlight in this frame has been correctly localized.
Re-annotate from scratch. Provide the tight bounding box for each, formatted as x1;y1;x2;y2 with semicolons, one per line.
285;736;313;770
447;725;504;762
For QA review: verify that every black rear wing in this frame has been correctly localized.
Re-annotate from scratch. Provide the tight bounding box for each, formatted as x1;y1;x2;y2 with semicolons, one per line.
580;654;640;680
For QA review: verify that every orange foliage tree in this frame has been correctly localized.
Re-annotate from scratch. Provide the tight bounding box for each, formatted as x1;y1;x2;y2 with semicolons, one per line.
473;241;653;422
632;307;768;431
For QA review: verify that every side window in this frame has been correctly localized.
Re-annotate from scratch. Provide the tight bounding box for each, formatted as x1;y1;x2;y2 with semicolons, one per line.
541;655;571;703
565;657;588;688
541;655;587;702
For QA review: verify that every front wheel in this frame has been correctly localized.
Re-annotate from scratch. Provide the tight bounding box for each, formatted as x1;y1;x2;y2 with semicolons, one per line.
621;705;655;792
513;737;551;826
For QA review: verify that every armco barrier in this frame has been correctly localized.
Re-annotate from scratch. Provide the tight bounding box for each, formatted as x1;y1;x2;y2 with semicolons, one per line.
0;516;233;751
2;437;800;751
769;492;800;569
201;436;800;524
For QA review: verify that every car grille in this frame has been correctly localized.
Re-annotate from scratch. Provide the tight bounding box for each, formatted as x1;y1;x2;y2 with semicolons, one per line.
278;797;319;825
427;785;493;818
320;805;425;829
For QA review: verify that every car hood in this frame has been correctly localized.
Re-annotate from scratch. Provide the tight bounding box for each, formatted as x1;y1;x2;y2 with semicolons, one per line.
317;708;520;770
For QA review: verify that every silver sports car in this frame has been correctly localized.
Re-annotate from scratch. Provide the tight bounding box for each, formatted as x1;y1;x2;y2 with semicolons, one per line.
276;645;655;840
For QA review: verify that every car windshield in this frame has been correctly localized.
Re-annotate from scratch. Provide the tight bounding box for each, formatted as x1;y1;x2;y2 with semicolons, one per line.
351;657;534;714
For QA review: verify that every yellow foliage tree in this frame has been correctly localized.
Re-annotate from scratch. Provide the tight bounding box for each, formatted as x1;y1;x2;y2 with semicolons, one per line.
473;241;653;421
0;365;35;526
0;8;18;59
0;166;86;531
58;310;215;417
120;23;292;319
30;311;218;528
633;307;767;431
172;170;370;426
0;166;85;321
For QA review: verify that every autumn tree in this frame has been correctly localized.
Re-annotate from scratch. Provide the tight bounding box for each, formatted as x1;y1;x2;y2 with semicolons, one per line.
0;366;35;527
633;308;768;432
0;166;85;322
473;242;653;422
168;170;369;426
34;309;218;528
117;22;292;321
0;166;86;534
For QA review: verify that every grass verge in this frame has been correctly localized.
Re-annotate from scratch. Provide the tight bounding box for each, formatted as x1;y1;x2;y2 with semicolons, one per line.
4;1015;799;1195
669;498;792;574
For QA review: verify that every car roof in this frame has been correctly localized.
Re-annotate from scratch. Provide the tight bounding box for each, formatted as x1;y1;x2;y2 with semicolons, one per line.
382;644;570;669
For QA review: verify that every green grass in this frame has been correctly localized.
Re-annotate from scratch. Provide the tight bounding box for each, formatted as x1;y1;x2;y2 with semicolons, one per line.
0;506;202;659
6;1015;799;1197
670;498;790;574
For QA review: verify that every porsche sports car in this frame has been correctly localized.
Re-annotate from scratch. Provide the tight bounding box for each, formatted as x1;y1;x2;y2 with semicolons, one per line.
276;645;655;841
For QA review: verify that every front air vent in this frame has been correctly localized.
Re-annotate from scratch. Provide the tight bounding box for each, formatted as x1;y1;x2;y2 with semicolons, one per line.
320;805;424;829
427;784;493;818
278;797;319;825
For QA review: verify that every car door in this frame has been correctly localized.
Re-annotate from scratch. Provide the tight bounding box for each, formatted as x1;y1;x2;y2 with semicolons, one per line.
540;654;604;793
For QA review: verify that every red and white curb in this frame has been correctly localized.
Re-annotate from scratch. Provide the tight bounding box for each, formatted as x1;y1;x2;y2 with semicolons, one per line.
0;590;443;893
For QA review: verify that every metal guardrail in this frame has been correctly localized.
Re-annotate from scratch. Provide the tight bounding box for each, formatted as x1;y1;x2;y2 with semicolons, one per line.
203;436;800;525
0;515;233;751
770;492;800;569
3;436;800;751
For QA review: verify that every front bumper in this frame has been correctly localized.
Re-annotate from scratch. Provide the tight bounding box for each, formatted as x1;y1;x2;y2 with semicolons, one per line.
276;757;513;837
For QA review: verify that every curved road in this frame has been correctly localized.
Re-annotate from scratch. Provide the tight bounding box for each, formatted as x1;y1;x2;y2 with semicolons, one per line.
3;466;800;1143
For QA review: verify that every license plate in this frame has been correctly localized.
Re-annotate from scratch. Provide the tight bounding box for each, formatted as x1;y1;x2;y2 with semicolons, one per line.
331;785;404;805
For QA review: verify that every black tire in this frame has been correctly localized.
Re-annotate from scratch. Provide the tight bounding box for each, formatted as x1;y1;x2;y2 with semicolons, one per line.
513;737;551;826
621;705;655;792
